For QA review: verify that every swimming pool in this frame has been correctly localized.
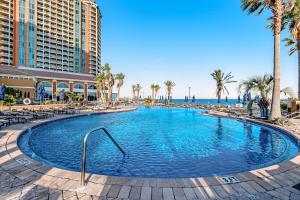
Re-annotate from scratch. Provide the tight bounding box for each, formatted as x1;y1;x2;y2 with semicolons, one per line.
18;106;299;178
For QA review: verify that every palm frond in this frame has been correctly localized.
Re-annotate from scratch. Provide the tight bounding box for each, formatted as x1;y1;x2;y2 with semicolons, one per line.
280;86;295;97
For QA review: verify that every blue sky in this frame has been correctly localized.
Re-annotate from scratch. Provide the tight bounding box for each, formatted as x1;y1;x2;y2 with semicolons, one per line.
96;0;298;99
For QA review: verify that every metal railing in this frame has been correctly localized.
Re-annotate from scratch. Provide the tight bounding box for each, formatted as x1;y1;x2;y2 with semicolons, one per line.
81;127;126;185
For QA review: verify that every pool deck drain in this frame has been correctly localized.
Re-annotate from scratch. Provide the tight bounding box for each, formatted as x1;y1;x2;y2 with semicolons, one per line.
1;107;300;200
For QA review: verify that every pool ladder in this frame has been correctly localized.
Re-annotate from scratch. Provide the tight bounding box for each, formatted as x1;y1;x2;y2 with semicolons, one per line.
81;127;126;185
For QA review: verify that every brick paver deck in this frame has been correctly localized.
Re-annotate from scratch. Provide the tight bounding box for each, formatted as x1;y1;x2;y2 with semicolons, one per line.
0;107;300;200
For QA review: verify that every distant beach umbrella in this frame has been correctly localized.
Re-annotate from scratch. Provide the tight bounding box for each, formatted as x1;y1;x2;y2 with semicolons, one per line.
0;85;6;100
192;96;195;102
225;96;228;103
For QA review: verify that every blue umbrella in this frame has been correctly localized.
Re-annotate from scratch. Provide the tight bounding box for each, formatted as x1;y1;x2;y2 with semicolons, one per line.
0;85;5;100
225;96;228;103
37;84;46;101
61;89;65;101
237;95;241;104
192;96;196;102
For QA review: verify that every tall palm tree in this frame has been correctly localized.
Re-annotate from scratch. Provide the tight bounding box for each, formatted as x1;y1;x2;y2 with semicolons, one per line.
154;84;161;101
284;1;300;98
241;0;296;119
150;84;156;100
164;80;175;104
96;71;106;104
103;63;114;106
132;85;137;100
210;69;236;106
115;73;125;102
136;84;142;100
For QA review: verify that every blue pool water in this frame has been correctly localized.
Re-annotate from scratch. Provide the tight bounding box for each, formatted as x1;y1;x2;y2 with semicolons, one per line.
18;106;299;178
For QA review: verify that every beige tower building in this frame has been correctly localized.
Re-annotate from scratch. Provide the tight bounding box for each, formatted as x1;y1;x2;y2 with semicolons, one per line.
0;0;102;101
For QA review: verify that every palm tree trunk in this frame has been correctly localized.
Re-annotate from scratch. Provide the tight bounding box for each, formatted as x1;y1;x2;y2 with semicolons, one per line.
152;90;154;100
217;95;221;107
116;87;121;102
101;90;105;104
109;87;113;106
132;90;135;100
270;0;283;119
270;33;282;119
297;38;300;99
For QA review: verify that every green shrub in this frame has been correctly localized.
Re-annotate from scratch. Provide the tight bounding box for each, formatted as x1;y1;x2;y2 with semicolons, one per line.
119;97;130;103
75;93;84;102
4;95;16;106
44;100;52;105
5;87;18;97
143;98;152;104
280;103;288;110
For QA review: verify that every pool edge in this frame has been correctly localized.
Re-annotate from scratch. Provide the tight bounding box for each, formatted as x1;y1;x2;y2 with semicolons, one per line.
1;106;300;196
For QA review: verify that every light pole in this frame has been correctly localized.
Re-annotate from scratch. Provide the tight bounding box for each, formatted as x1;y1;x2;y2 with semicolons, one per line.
188;87;191;100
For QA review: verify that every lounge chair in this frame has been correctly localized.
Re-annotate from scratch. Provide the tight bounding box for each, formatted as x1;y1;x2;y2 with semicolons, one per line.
0;119;9;128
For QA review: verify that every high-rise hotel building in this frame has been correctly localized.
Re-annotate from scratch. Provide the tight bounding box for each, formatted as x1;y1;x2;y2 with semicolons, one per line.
0;0;102;101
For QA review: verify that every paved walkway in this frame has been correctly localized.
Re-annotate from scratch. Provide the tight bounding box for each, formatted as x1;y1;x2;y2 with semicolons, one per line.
1;108;300;200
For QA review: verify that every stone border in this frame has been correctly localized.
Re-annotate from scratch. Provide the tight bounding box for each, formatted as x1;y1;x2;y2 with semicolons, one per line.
1;106;300;199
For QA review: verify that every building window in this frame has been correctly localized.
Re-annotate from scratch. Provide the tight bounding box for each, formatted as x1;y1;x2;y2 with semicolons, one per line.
38;82;53;99
88;85;97;90
57;82;69;89
39;81;52;88
81;4;86;73
74;83;84;89
75;0;81;73
18;0;26;66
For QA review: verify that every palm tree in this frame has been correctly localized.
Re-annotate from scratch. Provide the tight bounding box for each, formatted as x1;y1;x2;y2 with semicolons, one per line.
210;69;236;106
239;74;273;118
115;73;125;102
164;80;175;104
132;85;137;100
103;63;114;106
283;1;300;98
241;0;296;119
96;71;106;104
154;84;161;101
280;86;295;97
150;84;156;101
135;84;142;100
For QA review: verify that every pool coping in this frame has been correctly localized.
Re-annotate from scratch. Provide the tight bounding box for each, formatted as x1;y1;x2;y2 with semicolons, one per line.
1;106;300;199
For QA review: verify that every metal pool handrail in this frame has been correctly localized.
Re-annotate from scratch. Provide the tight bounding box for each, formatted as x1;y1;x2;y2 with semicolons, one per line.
81;127;126;185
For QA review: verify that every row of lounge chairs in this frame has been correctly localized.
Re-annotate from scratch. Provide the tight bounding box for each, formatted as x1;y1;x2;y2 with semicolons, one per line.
0;107;80;129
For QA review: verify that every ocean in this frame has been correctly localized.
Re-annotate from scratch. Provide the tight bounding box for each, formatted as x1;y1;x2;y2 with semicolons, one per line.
157;99;239;105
